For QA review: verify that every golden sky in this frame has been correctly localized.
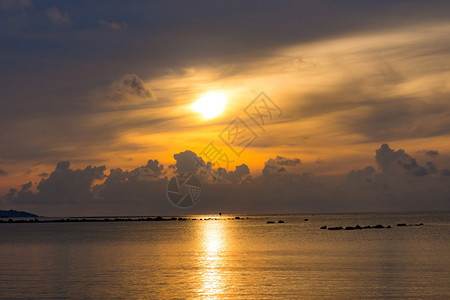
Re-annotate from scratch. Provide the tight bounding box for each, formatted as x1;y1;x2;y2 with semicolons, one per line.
1;1;449;215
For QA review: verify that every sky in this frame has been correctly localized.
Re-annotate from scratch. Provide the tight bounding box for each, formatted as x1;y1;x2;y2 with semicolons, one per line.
1;0;449;216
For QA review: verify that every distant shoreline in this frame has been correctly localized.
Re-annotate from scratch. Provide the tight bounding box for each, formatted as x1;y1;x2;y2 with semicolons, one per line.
0;216;191;224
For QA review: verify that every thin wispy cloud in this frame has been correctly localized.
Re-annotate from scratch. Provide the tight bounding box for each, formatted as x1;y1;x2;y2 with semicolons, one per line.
44;7;70;25
99;19;128;31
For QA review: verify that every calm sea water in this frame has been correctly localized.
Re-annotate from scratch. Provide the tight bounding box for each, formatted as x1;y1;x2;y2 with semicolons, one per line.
0;212;449;299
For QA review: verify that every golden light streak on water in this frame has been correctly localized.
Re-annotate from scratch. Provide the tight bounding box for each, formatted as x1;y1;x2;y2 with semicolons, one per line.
198;220;226;299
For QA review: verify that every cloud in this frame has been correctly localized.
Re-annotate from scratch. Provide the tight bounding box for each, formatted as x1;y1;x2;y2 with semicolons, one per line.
99;19;128;30
113;74;152;98
0;0;32;10
262;155;301;175
346;166;375;183
1;146;449;216
375;144;437;177
375;144;408;173
173;150;206;175
426;162;438;174
14;161;105;205
341;143;450;210
217;164;251;184
0;168;7;176
37;161;105;203
98;73;154;105
45;7;70;25
94;160;167;212
38;172;48;177
417;150;439;157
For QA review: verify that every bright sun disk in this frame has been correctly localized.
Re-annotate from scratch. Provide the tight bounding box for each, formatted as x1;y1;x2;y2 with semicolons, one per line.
191;92;227;119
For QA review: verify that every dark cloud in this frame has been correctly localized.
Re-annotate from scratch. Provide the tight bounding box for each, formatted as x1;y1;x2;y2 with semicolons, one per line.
2;144;450;216
262;155;301;175
38;172;49;177
375;144;435;177
341;144;450;210
375;144;408;173
216;164;251;184
21;181;32;190
346;166;375;183
418;150;439;157
35;161;105;204
94;160;167;214
5;188;17;202
426;162;438;174
101;73;154;104
0;168;7;176
113;74;152;98
173;150;205;175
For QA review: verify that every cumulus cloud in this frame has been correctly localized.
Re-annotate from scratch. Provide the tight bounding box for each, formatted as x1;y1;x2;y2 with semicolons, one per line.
375;144;434;177
5;181;33;204
0;168;7;176
99;19;128;30
375;144;408;173
94;160;167;212
342;144;450;211
346;166;375;183
262;155;301;175
45;7;70;25
2;144;449;216
173;150;205;175
6;161;106;206
36;161;105;203
217;164;251;184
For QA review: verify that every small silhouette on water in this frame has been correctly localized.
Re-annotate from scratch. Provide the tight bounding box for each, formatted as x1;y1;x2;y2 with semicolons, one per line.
322;223;422;231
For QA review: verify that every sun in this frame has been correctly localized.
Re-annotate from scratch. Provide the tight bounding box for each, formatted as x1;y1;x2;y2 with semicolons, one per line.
191;92;227;119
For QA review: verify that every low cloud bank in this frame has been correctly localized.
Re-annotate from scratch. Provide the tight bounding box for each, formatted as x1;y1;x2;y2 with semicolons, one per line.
1;144;449;216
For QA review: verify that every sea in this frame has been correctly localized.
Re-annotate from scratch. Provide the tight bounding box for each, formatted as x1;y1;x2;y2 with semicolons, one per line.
0;212;449;299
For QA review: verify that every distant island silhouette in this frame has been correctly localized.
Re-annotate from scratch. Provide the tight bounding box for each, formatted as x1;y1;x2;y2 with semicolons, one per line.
0;209;38;218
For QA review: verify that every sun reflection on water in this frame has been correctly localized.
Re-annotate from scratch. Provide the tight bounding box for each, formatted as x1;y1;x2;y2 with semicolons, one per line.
198;220;226;298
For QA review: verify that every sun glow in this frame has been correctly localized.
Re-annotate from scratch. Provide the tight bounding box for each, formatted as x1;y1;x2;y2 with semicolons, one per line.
191;92;227;119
